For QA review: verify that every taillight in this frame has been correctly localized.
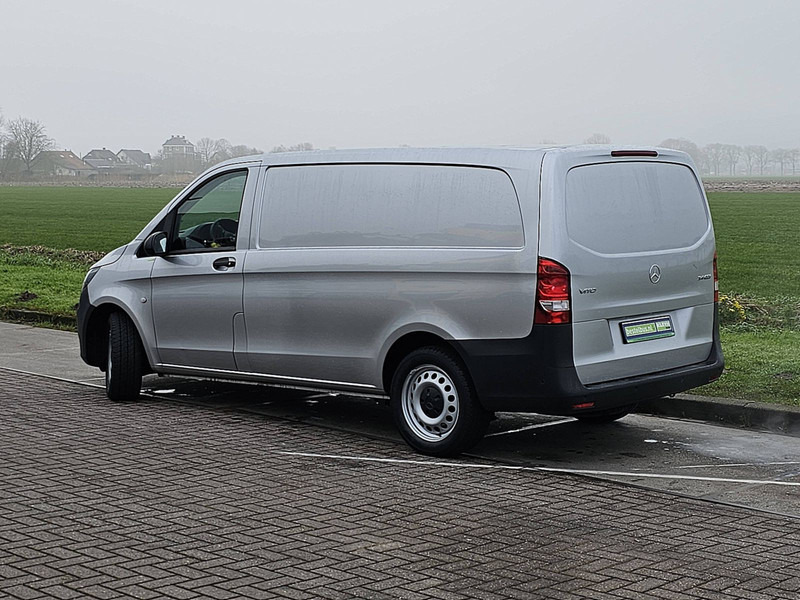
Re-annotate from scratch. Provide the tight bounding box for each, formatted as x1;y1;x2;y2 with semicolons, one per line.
713;251;719;302
535;257;571;324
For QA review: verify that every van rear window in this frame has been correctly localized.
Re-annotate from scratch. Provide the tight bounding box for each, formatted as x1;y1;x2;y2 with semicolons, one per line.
565;162;709;254
257;164;523;248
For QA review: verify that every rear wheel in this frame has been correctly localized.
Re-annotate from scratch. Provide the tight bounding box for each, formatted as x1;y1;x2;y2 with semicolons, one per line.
105;312;143;401
391;346;490;457
575;408;632;424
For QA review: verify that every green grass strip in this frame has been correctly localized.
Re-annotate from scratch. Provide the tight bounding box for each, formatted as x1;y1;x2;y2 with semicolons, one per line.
698;328;800;407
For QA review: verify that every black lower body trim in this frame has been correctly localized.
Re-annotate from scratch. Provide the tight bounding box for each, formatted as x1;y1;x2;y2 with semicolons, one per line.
451;311;724;416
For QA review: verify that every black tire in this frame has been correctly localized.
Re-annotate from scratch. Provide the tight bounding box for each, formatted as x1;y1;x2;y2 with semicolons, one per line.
105;312;143;401
391;346;490;457
575;408;632;424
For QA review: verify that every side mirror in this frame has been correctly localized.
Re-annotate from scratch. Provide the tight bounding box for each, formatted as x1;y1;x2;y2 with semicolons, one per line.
142;231;168;256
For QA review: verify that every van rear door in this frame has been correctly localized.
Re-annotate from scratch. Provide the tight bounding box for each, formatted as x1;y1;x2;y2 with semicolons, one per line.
539;149;716;385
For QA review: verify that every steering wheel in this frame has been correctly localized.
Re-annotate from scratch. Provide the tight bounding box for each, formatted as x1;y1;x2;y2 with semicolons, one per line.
210;218;238;246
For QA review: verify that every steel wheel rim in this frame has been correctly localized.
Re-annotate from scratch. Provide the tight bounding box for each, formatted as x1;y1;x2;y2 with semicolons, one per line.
401;364;459;442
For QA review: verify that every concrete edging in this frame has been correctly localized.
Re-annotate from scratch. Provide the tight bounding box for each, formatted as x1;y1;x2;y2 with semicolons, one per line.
638;393;800;437
0;309;77;328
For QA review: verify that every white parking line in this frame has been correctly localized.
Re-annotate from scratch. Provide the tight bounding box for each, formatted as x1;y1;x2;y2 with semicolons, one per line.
485;418;575;437
276;451;800;487
537;467;800;487
0;366;105;389
276;451;528;471
675;461;800;470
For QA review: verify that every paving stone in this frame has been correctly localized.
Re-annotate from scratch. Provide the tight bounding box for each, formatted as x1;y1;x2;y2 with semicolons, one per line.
1;369;799;599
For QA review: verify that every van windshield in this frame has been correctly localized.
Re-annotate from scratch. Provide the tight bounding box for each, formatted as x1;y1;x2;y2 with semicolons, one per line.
565;162;709;254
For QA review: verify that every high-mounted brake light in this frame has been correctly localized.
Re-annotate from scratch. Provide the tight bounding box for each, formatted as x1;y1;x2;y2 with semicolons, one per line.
535;257;571;324
610;150;659;158
713;252;719;303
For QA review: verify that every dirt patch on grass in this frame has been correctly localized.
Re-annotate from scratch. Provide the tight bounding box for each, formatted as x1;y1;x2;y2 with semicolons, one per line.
0;244;104;266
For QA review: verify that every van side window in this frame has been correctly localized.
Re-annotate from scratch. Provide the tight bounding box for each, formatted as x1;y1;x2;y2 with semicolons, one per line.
257;164;523;248
172;170;247;251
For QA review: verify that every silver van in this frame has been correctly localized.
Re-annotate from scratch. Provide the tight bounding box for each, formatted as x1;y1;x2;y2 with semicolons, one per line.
78;146;723;456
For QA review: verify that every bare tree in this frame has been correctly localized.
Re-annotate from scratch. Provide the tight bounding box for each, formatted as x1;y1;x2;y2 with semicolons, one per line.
752;145;770;175
659;138;703;166
703;144;726;175
7;117;54;172
229;144;263;158
584;133;610;144
0;111;6;165
789;149;800;176
771;149;790;176
742;145;759;175
271;142;315;153
0;112;11;177
723;144;741;176
195;137;231;167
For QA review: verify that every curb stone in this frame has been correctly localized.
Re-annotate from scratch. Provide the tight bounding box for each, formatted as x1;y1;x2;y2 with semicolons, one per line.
638;393;800;437
0;309;77;328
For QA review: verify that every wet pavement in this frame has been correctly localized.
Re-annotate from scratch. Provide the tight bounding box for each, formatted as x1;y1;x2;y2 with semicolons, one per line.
2;320;800;597
141;375;800;519
1;320;798;518
2;369;800;599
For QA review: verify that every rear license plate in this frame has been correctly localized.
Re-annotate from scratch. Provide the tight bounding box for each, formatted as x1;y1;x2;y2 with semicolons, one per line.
620;316;675;344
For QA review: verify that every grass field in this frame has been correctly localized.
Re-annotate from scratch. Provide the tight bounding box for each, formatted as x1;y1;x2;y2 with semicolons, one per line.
0;249;87;315
709;192;800;299
2;187;798;299
0;186;798;405
0;186;179;252
695;329;800;405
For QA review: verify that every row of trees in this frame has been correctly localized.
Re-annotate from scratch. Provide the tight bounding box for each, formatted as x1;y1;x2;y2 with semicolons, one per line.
193;137;264;169
194;139;314;170
2;112;797;179
587;133;800;177
660;138;800;176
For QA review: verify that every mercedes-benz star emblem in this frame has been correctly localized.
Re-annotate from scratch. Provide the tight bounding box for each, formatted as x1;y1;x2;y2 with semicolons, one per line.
649;264;662;284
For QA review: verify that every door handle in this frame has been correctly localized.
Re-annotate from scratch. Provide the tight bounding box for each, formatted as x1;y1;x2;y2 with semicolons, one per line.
213;256;236;271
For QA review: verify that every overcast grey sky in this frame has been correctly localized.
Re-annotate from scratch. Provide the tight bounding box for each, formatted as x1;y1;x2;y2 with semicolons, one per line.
2;0;798;155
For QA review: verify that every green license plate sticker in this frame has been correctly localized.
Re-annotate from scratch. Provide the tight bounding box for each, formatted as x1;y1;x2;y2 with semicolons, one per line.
621;316;675;343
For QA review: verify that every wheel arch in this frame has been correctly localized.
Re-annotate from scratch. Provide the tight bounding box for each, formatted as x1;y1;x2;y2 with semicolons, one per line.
380;330;473;396
83;301;153;373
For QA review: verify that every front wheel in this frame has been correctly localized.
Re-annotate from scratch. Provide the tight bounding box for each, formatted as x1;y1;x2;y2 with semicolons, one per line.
105;312;143;401
391;346;490;457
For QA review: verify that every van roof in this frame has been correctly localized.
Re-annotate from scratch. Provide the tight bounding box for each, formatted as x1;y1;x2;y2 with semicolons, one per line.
211;145;692;172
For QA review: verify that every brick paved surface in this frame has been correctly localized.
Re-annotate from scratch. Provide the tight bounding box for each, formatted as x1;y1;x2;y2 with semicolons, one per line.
1;368;799;599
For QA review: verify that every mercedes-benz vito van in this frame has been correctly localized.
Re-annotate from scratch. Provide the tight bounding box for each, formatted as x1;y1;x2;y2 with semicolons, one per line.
78;146;723;456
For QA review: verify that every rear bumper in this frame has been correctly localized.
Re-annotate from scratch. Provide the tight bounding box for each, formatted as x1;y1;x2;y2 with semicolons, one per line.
452;310;724;415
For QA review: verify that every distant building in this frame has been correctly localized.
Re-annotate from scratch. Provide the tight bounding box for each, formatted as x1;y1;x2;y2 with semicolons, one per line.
117;149;152;170
83;148;121;171
161;135;200;173
31;151;97;177
162;135;196;158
